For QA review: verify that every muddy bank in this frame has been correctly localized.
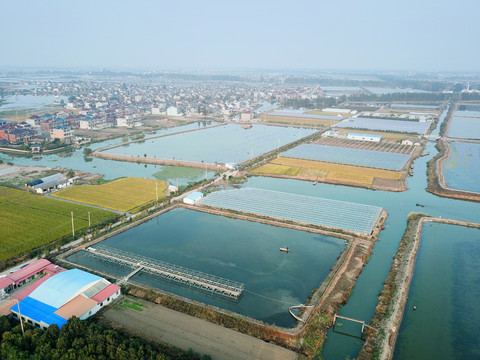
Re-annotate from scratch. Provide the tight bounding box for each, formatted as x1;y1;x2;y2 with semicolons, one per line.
93;152;227;171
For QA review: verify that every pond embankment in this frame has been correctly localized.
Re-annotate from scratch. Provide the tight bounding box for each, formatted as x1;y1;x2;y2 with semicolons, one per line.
427;139;480;202
358;215;480;360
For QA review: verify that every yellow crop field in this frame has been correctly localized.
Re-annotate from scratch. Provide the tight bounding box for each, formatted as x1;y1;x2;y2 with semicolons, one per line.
251;163;301;176
262;115;338;127
252;157;402;186
52;177;167;212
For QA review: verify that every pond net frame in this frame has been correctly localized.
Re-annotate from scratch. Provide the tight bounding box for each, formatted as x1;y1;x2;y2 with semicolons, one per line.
199;188;383;235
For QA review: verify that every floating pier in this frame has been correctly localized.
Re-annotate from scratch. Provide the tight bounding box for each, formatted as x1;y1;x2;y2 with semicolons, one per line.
85;245;244;300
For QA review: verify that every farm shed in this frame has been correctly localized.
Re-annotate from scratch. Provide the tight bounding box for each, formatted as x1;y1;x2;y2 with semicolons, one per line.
183;191;204;205
9;269;120;329
347;133;382;142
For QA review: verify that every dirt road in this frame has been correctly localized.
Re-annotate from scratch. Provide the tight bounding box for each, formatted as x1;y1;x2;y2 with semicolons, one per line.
103;296;297;360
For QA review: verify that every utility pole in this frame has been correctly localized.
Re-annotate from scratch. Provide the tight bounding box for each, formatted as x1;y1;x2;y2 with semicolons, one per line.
71;211;74;237
17;299;24;335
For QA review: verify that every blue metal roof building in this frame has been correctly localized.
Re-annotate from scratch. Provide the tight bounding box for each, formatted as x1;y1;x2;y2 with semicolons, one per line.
29;269;102;309
10;297;67;328
9;269;118;330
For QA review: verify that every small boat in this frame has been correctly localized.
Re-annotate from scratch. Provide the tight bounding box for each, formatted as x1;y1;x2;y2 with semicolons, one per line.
313;177;318;185
413;305;417;311
280;247;290;253
381;226;385;230
416;203;425;207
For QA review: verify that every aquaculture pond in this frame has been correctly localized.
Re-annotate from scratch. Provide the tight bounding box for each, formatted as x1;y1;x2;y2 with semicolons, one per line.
394;223;480;360
67;207;346;328
0;122;216;186
103;123;317;164
443;141;480;193
0;94;68;111
447;116;480;139
237;141;480;359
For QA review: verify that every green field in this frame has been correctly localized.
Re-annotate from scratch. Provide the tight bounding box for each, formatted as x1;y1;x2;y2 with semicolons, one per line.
52;177;167;212
0;187;117;263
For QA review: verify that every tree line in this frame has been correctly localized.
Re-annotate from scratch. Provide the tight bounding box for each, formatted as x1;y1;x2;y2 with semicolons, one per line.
0;316;210;360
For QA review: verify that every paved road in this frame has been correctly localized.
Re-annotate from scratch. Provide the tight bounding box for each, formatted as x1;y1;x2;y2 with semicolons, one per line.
104;297;297;360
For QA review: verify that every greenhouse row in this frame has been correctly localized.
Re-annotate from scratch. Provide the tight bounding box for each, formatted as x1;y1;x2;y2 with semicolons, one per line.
281;143;410;171
334;117;430;134
199;188;383;234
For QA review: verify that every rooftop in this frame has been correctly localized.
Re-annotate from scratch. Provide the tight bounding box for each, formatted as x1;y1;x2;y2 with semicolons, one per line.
29;269;102;309
7;259;52;283
11;296;67;328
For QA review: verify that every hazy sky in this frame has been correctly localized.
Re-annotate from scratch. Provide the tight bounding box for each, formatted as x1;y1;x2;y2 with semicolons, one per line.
1;0;479;72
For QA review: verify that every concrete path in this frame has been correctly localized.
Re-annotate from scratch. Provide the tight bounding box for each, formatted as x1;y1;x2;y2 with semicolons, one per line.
103;297;297;360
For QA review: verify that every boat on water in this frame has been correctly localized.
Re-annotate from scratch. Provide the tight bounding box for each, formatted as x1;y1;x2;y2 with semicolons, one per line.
280;247;290;252
313;177;318;185
416;203;425;207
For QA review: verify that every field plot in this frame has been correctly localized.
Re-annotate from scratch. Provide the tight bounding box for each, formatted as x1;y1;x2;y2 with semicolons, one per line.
447;116;480;139
0;187;116;262
263;114;341;127
335;117;431;134
199;187;383;234
315;137;415;154
281;143;411;171
252;156;402;186
52;177;167;212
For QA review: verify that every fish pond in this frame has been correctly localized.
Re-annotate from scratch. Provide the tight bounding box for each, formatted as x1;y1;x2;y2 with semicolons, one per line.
443;141;480;193
393;223;480;360
67;207;346;328
103;123;317;164
0;122;217;186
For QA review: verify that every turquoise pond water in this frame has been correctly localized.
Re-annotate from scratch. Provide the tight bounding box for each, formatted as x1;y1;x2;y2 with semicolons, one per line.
447;116;480;139
443;141;480;193
233;142;480;359
393;223;480;360
0;95;68;111
104;123;317;164
67;207;346;328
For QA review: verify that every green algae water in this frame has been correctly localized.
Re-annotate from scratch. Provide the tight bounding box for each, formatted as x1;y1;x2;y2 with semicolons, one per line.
68;207;346;328
394;223;480;360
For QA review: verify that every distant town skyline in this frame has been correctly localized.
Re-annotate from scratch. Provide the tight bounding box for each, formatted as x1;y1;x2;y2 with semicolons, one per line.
1;0;479;72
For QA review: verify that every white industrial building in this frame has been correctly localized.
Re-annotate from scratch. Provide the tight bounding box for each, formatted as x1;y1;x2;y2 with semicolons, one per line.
183;192;203;205
347;133;382;142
